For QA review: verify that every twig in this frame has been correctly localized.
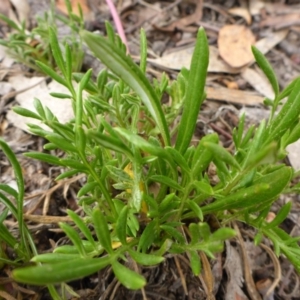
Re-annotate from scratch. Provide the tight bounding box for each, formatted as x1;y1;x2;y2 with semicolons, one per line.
259;243;281;298
234;222;262;300
174;255;188;295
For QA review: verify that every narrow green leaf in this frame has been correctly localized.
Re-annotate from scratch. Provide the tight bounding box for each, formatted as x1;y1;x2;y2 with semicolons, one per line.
128;249;164;266
59;159;88;171
252;46;279;97
150;175;183;192
165;146;191;174
45;133;77;152
203;166;292;213
0;139;26;247
12;106;42;120
192;133;219;176
54;241;97;254
0;191;18;220
67;209;96;247
65;43;72;82
160;225;185;244
13;256;111;285
278;77;298;101
114;128;171;161
75;126;86;153
50;92;72;99
197;222;211;242
116;206;129;245
49;27;66;75
193;181;214;196
88;130;133;159
267;78;300;143
138;220;156;252
175;28;209;154
112;260;146;290
77;182;98;197
79;69;93;91
31;253;79;263
92;208;113;254
209;228;236;242
35;61;67;87
33;98;46;119
97;69;108;92
59;223;86;256
55;169;79;181
204;142;240;170
0;13;21;30
189;223;201;245
189;250;201;275
73;72;98;93
187;201;203;221
0;184;18;199
139;28;147;74
265;202;292;229
81;30;170;146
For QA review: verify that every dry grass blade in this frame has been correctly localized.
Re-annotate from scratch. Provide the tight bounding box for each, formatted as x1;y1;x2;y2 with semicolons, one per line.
234;222;262;300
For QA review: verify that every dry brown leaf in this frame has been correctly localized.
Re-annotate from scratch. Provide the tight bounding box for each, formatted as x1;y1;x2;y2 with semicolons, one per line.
241;68;274;99
0;45;14;69
148;29;287;76
207;86;263;105
148;45;241;73
249;0;265;15
255;29;288;57
218;25;256;68
224;241;248;300
260;13;300;30
287;141;300;170
228;7;252;25
6;75;74;133
9;0;30;25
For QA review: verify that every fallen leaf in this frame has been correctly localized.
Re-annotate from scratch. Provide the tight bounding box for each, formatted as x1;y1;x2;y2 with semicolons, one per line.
255;29;288;55
148;45;241;73
207;86;263;105
9;0;30;25
287;141;300;170
249;0;265;15
148;30;287;75
224;241;248;300
260;13;300;30
241;68;274;99
6;75;74;133
228;7;252;25
218;24;256;68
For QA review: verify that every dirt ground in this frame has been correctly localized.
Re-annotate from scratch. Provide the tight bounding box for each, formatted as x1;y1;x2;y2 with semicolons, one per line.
1;0;300;299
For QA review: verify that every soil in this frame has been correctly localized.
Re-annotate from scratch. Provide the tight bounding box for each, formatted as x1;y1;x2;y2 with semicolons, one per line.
1;0;300;299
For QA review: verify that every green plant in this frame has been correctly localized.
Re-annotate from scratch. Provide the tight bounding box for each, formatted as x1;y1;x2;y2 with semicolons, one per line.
0;139;36;264
0;0;84;73
4;20;300;297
